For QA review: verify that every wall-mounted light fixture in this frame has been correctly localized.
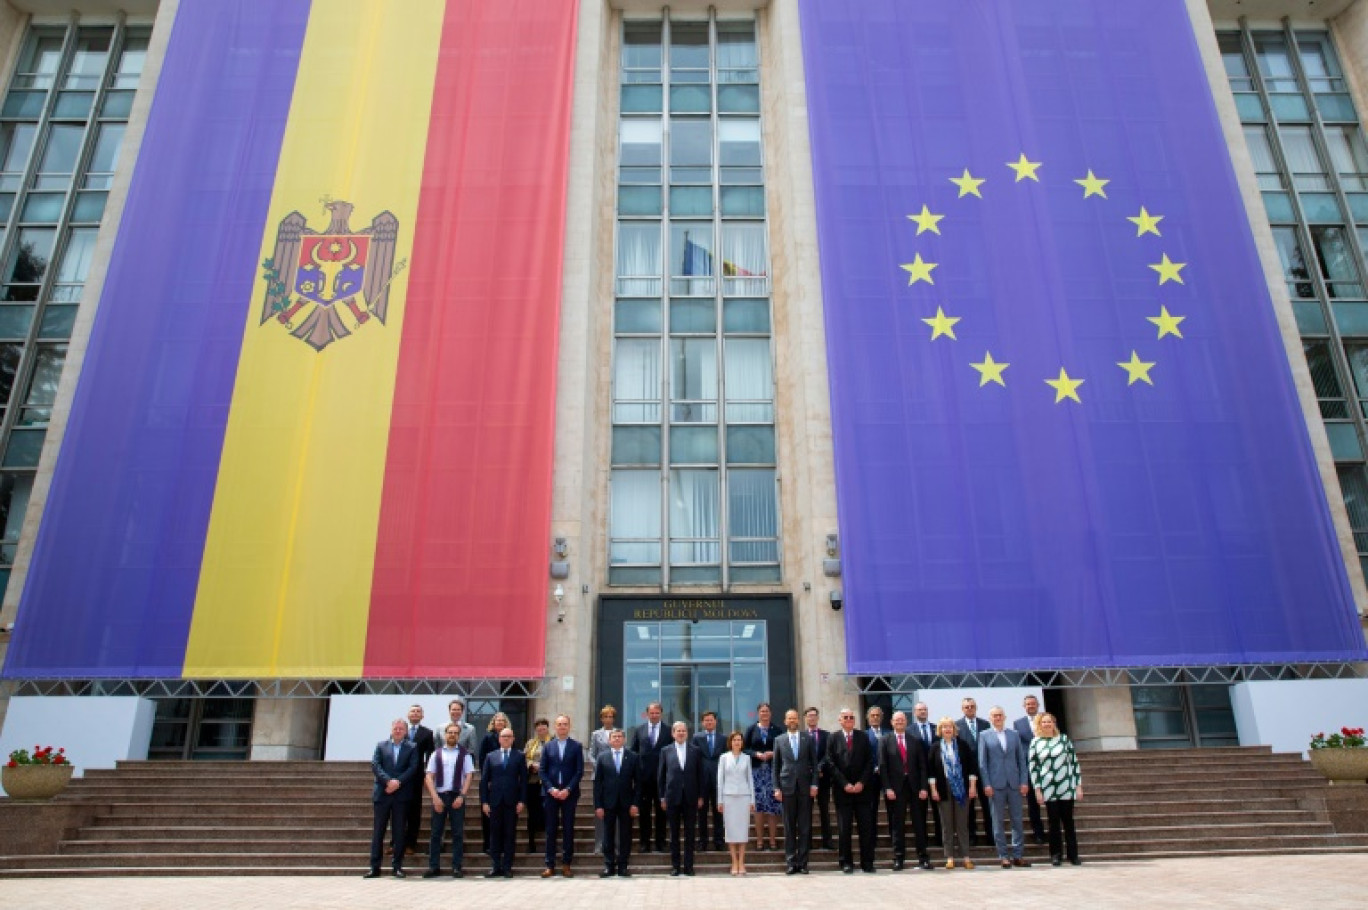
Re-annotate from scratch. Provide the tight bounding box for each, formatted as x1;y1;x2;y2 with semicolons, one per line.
823;532;841;577
554;583;565;623
550;536;570;579
829;589;843;611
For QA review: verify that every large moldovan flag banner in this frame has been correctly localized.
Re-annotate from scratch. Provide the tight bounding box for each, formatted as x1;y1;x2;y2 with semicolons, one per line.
799;0;1368;672
4;0;577;678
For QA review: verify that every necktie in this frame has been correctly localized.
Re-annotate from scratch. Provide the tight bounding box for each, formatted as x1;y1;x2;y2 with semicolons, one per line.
409;725;416;741
502;748;509;766
968;721;978;742
708;733;714;755
559;739;565;760
393;743;399;763
614;750;622;773
790;733;797;756
898;734;907;771
845;732;852;751
921;723;931;746
650;724;657;745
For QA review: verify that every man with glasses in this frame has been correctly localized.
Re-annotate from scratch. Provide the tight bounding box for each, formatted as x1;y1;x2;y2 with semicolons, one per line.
825;707;877;873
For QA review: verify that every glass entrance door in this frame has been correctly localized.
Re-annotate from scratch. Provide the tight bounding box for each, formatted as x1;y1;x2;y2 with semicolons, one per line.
659;664;734;731
623;619;768;733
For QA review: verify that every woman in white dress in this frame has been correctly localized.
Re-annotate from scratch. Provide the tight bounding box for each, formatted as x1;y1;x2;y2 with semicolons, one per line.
718;731;755;876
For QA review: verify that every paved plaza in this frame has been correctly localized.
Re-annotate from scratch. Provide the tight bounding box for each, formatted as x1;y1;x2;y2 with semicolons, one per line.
1;854;1364;909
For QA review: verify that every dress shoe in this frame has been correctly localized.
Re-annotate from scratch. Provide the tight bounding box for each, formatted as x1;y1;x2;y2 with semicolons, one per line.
451;869;464;878
617;869;632;877
1069;858;1082;866
798;867;809;874
670;868;681;877
944;859;954;870
422;869;440;879
562;865;574;878
503;871;514;878
540;868;556;878
683;868;694;876
393;869;406;879
919;860;934;871
862;866;876;874
484;870;503;878
1051;855;1062;867
1012;858;1032;868
786;867;799;875
823;840;836;851
600;869;615;878
1001;859;1012;869
363;869;382;879
892;859;905;871
842;864;854;874
963;859;975;870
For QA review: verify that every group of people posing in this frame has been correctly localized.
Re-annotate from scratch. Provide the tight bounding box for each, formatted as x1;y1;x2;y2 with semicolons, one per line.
366;694;1083;879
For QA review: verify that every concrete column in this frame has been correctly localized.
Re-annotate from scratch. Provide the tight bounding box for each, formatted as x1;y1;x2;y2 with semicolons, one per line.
1332;1;1368;125
1062;686;1137;752
249;698;326;761
540;0;614;733
762;0;851;717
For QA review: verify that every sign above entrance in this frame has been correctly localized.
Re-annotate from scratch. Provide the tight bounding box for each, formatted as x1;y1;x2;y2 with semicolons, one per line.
630;600;764;622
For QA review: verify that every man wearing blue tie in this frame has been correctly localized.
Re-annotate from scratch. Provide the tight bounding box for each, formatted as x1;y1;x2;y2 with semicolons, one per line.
480;727;527;878
912;702;941;850
366;718;420;879
692;711;725;852
594;728;640;877
539;714;584;878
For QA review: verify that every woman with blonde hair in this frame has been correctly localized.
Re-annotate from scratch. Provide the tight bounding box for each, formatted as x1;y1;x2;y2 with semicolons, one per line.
1029;713;1083;866
926;716;978;869
718;730;754;875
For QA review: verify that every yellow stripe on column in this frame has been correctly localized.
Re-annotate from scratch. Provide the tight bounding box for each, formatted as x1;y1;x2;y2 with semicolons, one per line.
183;0;445;677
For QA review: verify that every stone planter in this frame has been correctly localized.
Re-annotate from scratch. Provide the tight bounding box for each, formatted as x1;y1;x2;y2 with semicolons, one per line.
1;764;74;800
1309;749;1368;786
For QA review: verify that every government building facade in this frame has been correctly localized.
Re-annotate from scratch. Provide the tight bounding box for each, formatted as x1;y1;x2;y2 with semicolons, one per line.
0;0;1365;768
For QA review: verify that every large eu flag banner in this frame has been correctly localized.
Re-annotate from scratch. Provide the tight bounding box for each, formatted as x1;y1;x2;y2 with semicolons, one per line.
799;0;1368;672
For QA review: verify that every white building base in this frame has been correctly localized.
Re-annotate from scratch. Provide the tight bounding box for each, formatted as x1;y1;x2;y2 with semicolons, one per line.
324;694;467;760
0;696;155;785
1231;678;1368;757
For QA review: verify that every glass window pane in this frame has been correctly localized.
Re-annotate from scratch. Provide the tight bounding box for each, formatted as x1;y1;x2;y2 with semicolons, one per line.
1299;193;1342;222
716;22;757;73
669;185;712;216
21;343;66;424
617;222;661;276
37;304;75;339
0;472;33;563
57;229;96;284
670;223;713;277
670;425;717;463
724;337;773;408
0;342;20;405
2;428;44;467
718;119;760;166
1280;126;1327;188
1304;339;1344;402
728;468;778;563
1272;227;1314;298
1337;465;1368;552
19;193;63;223
619;185;661;216
1312;225;1361;284
623;22;663;70
615;298;661;334
614;337;661;422
1270;93;1311;122
2;93;44;119
0;123;37;177
726;425;775;464
611;470;661;564
670;337;717;409
724;298;769;334
114;33;149;87
17;32;63;88
621;84;662;113
65;30;111;89
669;298;714;333
721;223;767;278
5;228;56;285
720;185;764;217
37;125;83;180
51;92;93;118
669;468;719;564
612;425;661;465
670;84;711;113
670;22;710;70
717;84;760;113
86;123;125;179
620;119;662;166
0;306;33;338
71;192;107;223
670;119;712;167
101;89;134;118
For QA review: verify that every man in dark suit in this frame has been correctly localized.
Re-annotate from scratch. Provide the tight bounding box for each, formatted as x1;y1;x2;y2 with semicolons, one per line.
628;701;667;853
480;726;527;877
1013;694;1046;844
980;705;1032;868
657;721;704;875
367;718;420;879
826;706;877;874
593;728;640;877
540;714;583;877
692;710;725;852
881;711;932;870
956;697;993;846
400;704;435;856
772;708;819;874
804;707;835;850
911;702;941;849
865;705;889;845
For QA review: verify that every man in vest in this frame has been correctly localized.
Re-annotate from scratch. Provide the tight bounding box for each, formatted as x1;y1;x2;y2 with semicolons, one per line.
422;722;474;878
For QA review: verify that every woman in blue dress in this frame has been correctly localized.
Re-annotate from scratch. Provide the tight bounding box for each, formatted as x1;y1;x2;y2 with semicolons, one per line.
743;702;782;850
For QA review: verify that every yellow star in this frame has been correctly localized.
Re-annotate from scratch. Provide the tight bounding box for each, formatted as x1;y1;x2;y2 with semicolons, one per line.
970;351;1009;387
1117;351;1156;386
1045;368;1084;404
1127;206;1163;237
1149;253;1187;285
1074;170;1110;199
900;253;938;285
1147;306;1185;339
950;169;986;198
1006;154;1042;182
907;205;944;235
922;307;960;341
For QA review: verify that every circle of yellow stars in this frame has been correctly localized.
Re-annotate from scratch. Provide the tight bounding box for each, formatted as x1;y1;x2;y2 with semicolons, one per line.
899;156;1188;405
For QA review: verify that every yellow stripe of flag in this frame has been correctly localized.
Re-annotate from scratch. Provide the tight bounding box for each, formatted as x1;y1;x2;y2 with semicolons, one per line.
184;0;445;676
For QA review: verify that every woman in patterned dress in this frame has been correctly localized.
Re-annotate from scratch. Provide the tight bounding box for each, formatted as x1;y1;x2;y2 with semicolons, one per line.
743;702;782;850
1028;712;1083;866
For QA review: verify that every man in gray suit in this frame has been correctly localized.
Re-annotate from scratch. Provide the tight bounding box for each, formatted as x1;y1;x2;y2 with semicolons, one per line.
978;706;1031;868
771;708;819;875
447;698;480;754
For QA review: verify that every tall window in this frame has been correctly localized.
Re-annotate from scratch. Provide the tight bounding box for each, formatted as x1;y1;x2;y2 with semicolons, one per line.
1219;27;1368;578
610;17;779;587
0;23;147;599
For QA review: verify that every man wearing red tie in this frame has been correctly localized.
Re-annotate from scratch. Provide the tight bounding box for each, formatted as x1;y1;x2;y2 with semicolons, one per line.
824;706;877;873
880;711;932;870
804;707;835;851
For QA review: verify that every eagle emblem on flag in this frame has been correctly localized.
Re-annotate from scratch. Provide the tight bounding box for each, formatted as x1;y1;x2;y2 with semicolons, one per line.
259;199;406;352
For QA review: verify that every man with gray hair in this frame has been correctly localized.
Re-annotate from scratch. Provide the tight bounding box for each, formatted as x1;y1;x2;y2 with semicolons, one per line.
978;706;1031;868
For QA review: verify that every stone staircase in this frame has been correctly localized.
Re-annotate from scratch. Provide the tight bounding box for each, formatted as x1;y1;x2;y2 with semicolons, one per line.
2;747;1366;877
